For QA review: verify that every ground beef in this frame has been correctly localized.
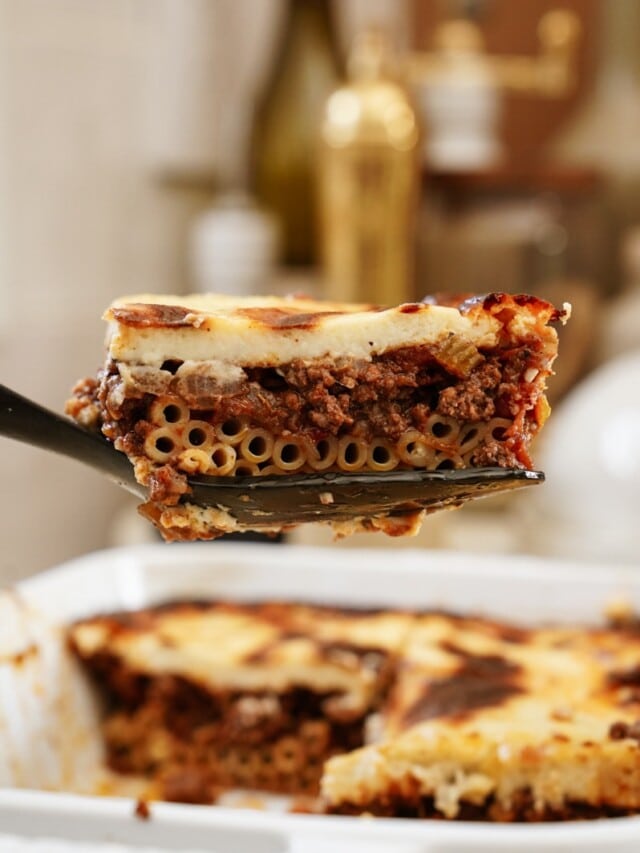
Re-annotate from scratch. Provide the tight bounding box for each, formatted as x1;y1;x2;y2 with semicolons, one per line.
471;440;520;469
147;464;189;504
115;420;150;458
436;361;501;422
97;364;151;446
306;383;354;432
495;348;537;419
276;352;446;441
68;344;544;490
65;377;101;428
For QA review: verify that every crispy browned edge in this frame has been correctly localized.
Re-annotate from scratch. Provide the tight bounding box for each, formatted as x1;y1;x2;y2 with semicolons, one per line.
108;292;567;330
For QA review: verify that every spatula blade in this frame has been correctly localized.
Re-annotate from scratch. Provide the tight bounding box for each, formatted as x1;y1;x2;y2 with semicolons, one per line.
187;468;544;527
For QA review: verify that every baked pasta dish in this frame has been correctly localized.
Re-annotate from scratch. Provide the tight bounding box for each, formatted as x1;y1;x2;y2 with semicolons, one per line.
69;601;413;803
70;599;640;821
66;292;568;541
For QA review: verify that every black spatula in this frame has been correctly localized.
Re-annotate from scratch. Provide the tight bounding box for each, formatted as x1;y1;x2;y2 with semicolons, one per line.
0;384;543;527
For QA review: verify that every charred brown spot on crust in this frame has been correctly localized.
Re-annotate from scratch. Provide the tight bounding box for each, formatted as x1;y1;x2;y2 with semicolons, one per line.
399;303;422;314
609;720;640;742
439;640;471;657
111;304;200;328
492;293;568;323
608;665;640;687
401;653;522;727
440;618;530;648
237;308;345;329
483;293;538;311
237;304;390;328
490;623;531;644
444;292;568;323
482;293;547;312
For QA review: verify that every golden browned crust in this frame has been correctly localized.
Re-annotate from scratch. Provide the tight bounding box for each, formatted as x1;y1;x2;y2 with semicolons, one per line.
69;600;412;706
108;293;568;332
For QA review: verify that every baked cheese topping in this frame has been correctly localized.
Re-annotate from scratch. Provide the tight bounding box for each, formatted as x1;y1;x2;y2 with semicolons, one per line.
322;614;640;818
71;602;413;710
105;292;565;367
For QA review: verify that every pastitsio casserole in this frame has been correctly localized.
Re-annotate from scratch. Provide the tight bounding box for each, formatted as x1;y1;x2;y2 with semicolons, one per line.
70;600;640;820
69;600;413;802
66;292;568;541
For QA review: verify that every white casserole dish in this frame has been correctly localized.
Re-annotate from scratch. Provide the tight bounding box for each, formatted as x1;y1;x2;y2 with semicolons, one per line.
2;543;640;852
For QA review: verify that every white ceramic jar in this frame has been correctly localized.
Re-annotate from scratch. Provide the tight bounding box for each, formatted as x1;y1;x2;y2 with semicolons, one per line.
189;192;279;296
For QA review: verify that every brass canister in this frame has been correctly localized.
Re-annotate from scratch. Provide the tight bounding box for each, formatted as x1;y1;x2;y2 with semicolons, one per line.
318;29;421;305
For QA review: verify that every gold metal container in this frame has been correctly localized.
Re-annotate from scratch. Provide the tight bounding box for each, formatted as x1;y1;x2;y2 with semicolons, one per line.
318;30;420;305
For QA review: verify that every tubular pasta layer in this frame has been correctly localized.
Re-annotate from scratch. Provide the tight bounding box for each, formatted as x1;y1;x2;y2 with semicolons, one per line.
137;396;520;478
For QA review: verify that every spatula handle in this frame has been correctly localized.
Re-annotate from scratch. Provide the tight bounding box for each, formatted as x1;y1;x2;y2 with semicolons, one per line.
0;384;138;492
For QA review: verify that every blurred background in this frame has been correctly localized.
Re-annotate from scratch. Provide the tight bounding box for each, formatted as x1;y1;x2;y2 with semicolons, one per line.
2;0;640;582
